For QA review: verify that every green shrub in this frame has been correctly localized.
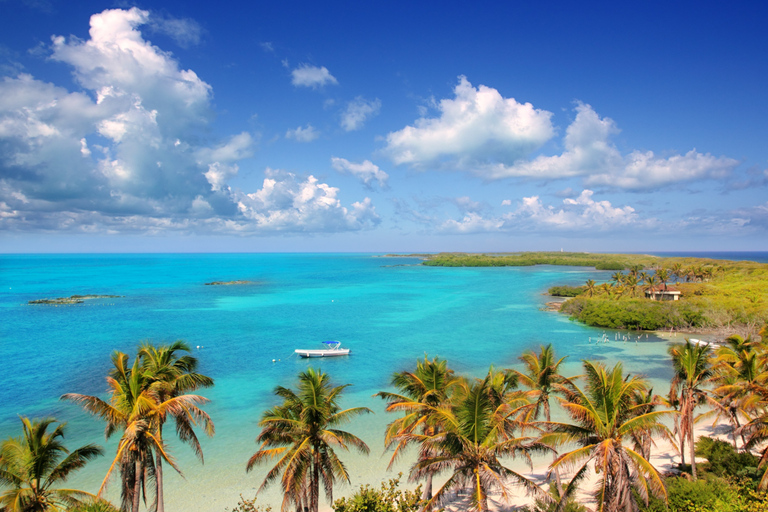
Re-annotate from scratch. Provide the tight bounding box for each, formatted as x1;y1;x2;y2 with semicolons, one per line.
665;475;738;512
225;495;272;512
595;261;626;270
333;474;422;512
68;500;121;512
548;285;586;297
561;298;706;330
695;437;760;480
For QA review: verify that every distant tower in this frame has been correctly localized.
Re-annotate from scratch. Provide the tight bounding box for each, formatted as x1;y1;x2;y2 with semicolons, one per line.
560;248;563;252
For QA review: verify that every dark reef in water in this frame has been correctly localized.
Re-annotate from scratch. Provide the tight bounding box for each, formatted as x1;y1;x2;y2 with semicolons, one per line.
28;294;122;305
204;280;255;286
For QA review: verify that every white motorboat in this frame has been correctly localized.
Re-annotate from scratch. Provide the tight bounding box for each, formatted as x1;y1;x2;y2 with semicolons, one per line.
295;340;351;358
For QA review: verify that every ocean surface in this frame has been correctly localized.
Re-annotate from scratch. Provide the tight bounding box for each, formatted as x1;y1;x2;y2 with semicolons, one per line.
0;252;764;511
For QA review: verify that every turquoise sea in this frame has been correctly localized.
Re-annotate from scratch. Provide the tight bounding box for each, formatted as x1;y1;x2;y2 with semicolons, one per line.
0;252;764;511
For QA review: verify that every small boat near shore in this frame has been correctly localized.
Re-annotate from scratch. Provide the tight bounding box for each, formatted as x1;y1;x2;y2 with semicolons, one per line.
295;340;350;358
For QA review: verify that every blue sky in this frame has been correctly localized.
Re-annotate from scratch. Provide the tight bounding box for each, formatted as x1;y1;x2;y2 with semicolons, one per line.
1;0;766;252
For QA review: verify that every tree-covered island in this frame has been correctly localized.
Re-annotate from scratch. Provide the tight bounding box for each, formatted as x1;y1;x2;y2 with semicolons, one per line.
418;252;768;335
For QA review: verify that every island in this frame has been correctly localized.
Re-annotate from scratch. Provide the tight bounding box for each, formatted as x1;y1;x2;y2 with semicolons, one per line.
28;294;123;305
415;252;768;336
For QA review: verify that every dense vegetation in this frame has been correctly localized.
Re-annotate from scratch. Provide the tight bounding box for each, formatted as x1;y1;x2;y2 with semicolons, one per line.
548;285;587;297
422;251;662;269
422;252;768;332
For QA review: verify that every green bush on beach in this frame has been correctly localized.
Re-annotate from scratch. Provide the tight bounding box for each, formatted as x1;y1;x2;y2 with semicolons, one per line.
332;475;422;512
695;438;760;479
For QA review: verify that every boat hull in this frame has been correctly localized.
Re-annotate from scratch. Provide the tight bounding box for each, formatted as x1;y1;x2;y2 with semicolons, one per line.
295;349;350;358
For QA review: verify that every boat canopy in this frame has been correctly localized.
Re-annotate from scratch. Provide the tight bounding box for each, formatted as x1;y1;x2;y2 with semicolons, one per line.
322;340;342;348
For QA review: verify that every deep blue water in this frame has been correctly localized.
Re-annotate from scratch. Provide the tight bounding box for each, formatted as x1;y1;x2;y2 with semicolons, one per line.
645;251;768;263
1;252;762;510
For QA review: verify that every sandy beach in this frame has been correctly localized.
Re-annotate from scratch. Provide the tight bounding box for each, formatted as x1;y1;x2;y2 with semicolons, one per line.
434;416;733;512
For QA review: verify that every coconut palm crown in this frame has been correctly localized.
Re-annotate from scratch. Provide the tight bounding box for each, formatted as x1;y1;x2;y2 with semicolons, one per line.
0;417;103;512
138;340;215;512
247;368;372;512
375;355;459;501
412;375;546;512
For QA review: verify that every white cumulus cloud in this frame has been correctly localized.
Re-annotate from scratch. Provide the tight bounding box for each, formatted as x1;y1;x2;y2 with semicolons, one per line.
291;64;338;88
331;157;388;189
384;76;555;168
426;190;656;234
508;190;649;230
0;8;377;236
439;212;504;234
285;124;320;142
233;169;379;232
341;96;381;131
475;103;739;190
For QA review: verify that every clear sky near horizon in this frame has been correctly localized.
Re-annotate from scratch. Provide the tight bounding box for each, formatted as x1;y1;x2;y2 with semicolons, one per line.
1;1;766;253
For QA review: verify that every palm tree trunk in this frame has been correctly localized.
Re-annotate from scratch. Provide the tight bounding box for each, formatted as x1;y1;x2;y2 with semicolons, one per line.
689;413;697;480
132;460;142;512
311;447;320;512
156;422;164;512
643;435;652;461
421;471;433;503
476;469;488;512
545;404;564;496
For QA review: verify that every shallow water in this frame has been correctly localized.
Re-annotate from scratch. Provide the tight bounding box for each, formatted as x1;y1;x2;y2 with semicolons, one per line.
0;254;693;510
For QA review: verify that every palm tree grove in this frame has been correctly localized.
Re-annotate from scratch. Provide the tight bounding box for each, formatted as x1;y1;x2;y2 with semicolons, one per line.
4;326;768;512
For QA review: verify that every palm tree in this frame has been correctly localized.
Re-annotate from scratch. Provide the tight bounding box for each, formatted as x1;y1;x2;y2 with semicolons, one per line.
585;280;596;298
669;263;685;282
62;351;209;512
668;340;714;480
138;340;215;512
629;389;665;461
247;368;372;512
611;272;625;286
511;345;568;492
742;411;768;490
484;365;521;411
0;417;103;512
624;275;639;298
688;266;703;283
375;355;459;503
412;376;545;512
543;361;669;512
656;268;669;285
644;276;659;300
375;354;460;501
710;336;768;447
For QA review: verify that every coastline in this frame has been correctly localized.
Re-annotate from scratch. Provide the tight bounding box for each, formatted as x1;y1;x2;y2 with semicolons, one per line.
2;253;761;512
